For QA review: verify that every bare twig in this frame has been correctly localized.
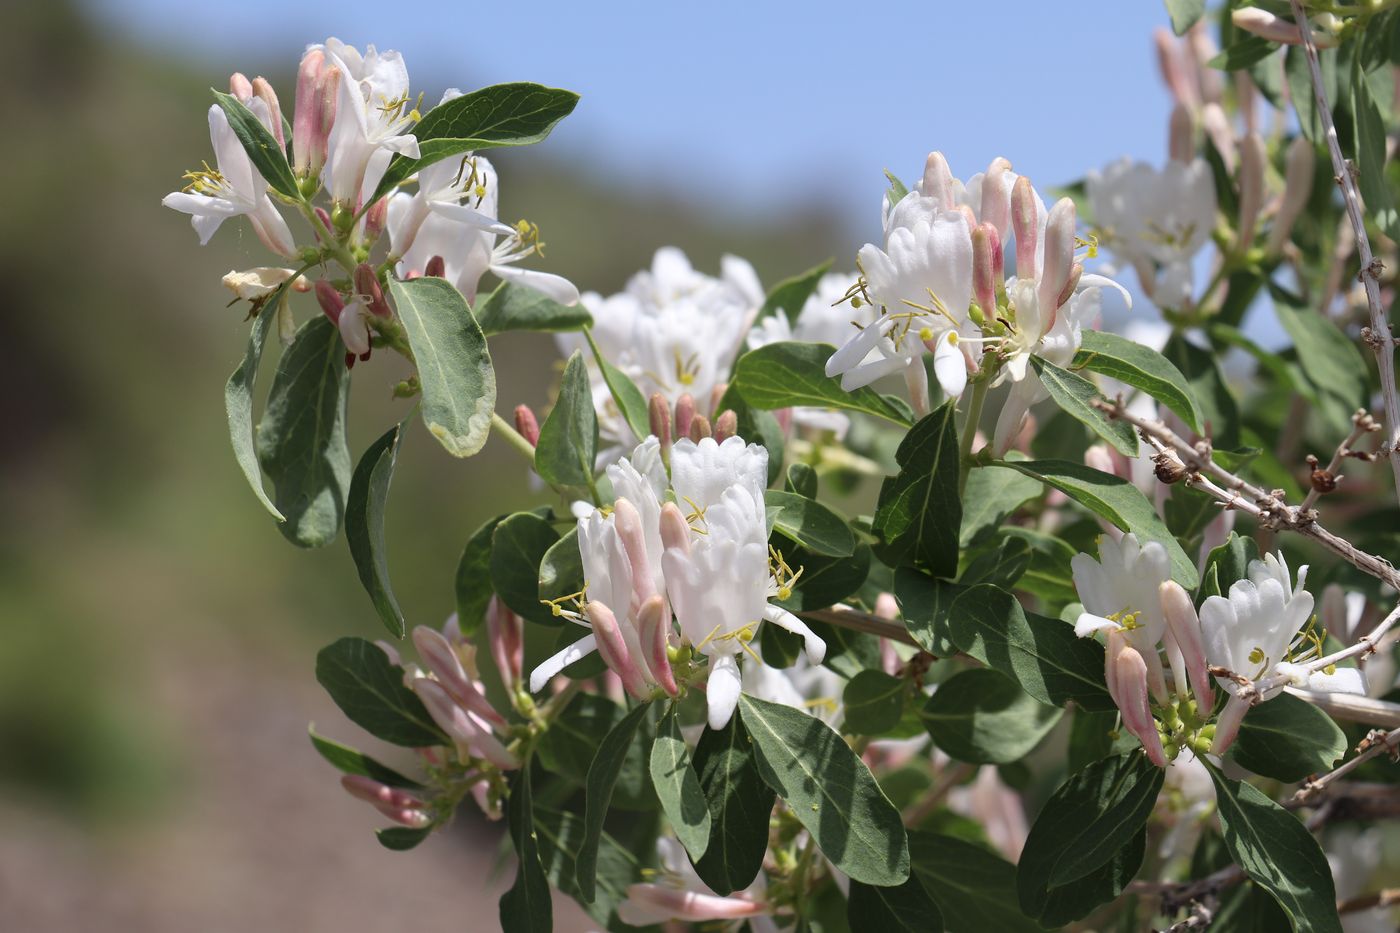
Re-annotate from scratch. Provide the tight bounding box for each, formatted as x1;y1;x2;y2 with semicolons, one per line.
1289;0;1400;505
1289;727;1400;807
1299;410;1382;512
1338;888;1400;915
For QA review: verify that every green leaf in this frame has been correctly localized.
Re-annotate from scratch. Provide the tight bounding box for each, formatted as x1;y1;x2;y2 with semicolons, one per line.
1032;356;1139;457
872;403;962;576
947;584;1114;711
998;527;1080;609
691;715;776;895
760;260;832;326
894;567;964;657
1033;829;1146;927
387;277;495;458
1165;0;1205;35
787;462;819;499
1197;532;1260;604
1352;53;1400;241
314;637;447;747
499;763;552;933
212;89;300;199
1274;293;1370;433
960;460;1042;547
225;294;287;521
843;670;907;735
991;459;1198;587
1066;709;1125;774
847;877;944;933
536;692;653;809
538;526;585;606
1230;692;1347;782
308;725;422;789
534;807;640;928
1163;334;1240;448
650;704;711;861
256;315;352;548
885;169;910;206
578;701;652;902
718;384;786;486
474;281;592;336
1287;46;1337;144
1207;763;1343;933
535;350;598;488
766;489;855;557
454;515;506;636
1018;753;1163;920
1210;35;1277;71
959;536;1032;589
370;83;580;203
346;421;408;638
732;341;913;427
377;825;431;851
919;668;1062;764
490;512;561;626
908;832;1043;933
738;694;909;886
1073;330;1204;432
583;329;650;443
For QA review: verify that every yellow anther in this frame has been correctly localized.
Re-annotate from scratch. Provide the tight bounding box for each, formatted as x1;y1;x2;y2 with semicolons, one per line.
1248;646;1265;665
1107;608;1142;631
918;326;934;342
768;546;804;600
181;160;227;195
682;495;709;533
672;347;701;387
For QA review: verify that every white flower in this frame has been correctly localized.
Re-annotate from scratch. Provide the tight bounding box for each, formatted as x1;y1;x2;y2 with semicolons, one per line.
162;104;295;257
319;38;421;207
1072;533;1173;674
558;248;762;450
1087;156;1216;310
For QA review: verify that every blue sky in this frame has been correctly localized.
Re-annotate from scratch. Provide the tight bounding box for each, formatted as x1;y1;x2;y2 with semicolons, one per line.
94;0;1180;227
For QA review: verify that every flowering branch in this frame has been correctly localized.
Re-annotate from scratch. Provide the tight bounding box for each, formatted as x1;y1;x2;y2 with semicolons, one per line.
1288;726;1400;807
1288;0;1400;507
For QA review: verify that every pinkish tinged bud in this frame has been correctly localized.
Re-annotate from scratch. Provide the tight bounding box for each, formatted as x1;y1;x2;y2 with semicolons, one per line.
1160;581;1214;712
921;151;954;207
363;196;390;242
1055;262;1084;312
617;885;768;926
674;394;696;439
354;263;392;319
709;384;727;419
688;414;712;442
1106;631;1168;767
713;409;738;443
971;223;1001;317
659;502;691;556
980;158;1013;239
486;596;524;691
956;204;978;231
513;405;540;446
904;356;931;416
1201;104;1237;173
413;678;517;769
638;595;678;697
1084;443;1120;478
411;625;508;729
442;612;467;648
1189;26;1224;104
229;72;253;101
1211;695;1249;756
340;775;431;828
315;280;345;323
1154;28;1196;108
587;601;650;700
1010;175;1039;278
1039;198;1077;325
874;592;901;675
614;497;659;608
1237;132;1266;252
293;49;325;176
1169;104;1194;165
1232;7;1306;45
251;77;285;149
1267;136;1316;255
424;255;446;278
649;392;672;453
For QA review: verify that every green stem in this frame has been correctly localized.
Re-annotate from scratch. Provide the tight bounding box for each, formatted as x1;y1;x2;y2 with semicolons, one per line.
491;412;538;465
299;202;359;275
958;380;987;496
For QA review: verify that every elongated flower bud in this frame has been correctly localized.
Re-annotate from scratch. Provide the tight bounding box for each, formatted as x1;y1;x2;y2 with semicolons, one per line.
587;601;650;700
674;394;696;440
980;158;1013;239
1055;262;1084;312
659;501;690;556
293;49;325;176
303;64;340;180
354;263;392;319
513;405;540;446
1267;136;1316;255
424;255;446;278
1160;581;1214;712
1039;198;1077;326
1107;631;1168;767
251;77;284;149
486;596;524;691
363;196;390;243
229;72;253;101
1169;104;1194;165
412;625;507;728
972;223;1001;317
922;151;954;206
689;414;712;442
713;409;738;443
1211;695;1250;756
638;595;678;697
1011;175;1039;278
709;384;727;419
315;280;345;323
1232;7;1306;45
1237;132;1266;252
1201;103;1237;172
649;392;672;456
1189;26;1224;104
340;775;431;827
614;497;659;609
1154;27;1196;107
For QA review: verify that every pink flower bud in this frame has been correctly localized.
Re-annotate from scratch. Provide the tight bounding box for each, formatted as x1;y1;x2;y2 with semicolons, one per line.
1189;26;1224;104
1055;262;1084;313
713;409;738;442
340;775;432;827
513;405;540;446
659;502;691;556
1160;581;1214;712
293;49;325;176
614;497;659;608
1237;132;1266;251
486;596;524;691
411;625;508;729
300;64;340;180
363;196;390;243
251;77;285;149
413;678;517;769
971;223;1001;316
1201;103;1237;173
709;384;727;419
1211;695;1250;756
315;280;345;323
1010;175;1039;278
921;151;954;207
688;414;712;442
229;72;253;101
1106;631;1167;767
354;263;393;319
980;158;1013;239
617;885;768;926
638;595;678;697
1154;28;1196;108
649;392;672;453
674;394;696;439
1231;7;1304;45
1267;136;1316;255
587;601;650;700
1169;104;1194;165
1038;198;1077;327
1084;443;1121;478
424;255;446;278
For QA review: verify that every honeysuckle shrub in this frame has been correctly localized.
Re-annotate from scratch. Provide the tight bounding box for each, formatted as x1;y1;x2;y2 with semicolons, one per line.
166;6;1400;931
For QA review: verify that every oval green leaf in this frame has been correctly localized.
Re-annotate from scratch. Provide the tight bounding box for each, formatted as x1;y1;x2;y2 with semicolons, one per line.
919;668;1063;764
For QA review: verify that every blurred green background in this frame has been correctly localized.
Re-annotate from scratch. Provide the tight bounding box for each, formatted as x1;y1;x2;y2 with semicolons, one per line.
0;2;854;928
